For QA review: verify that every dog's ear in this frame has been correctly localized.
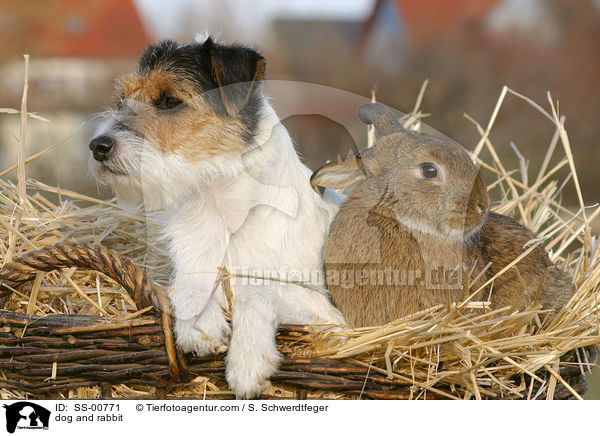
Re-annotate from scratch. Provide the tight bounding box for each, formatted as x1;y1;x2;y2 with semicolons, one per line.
205;38;266;117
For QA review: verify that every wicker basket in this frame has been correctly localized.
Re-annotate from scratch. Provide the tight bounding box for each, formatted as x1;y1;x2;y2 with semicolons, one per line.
0;243;595;400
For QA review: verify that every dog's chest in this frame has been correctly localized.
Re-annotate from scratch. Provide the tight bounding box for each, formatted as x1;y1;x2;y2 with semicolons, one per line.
166;183;309;271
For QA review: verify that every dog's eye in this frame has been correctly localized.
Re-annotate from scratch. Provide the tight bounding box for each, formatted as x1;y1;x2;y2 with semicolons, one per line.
420;163;439;179
154;93;183;111
165;96;183;109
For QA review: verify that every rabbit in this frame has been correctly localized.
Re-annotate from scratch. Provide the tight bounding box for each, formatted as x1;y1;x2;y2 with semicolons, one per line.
311;102;574;327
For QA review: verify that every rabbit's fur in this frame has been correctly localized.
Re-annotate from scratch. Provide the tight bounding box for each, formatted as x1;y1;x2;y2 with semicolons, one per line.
312;103;573;327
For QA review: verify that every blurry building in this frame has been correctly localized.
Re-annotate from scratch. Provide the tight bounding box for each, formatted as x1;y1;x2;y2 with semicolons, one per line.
0;0;150;195
0;0;150;110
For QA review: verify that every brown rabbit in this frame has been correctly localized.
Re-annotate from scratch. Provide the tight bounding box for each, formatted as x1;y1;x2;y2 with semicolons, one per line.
312;102;573;327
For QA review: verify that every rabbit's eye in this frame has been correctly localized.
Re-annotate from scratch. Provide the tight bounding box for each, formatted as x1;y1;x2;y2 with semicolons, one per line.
420;163;439;179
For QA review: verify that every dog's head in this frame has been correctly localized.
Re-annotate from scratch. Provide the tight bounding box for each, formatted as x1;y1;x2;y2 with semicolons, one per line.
89;37;266;207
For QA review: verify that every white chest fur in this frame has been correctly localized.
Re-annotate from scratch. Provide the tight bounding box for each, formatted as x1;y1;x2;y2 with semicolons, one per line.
162;105;345;398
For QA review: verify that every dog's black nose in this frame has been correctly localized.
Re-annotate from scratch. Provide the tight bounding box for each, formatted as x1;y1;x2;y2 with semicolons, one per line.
89;135;114;161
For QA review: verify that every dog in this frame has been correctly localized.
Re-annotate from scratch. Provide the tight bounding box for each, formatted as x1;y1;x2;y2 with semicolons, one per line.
88;36;346;398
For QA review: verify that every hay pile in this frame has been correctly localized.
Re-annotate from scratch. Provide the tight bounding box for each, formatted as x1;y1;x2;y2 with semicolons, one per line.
1;72;599;399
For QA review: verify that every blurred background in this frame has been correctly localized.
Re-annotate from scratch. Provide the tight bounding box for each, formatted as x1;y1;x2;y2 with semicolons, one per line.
0;0;599;397
1;0;600;199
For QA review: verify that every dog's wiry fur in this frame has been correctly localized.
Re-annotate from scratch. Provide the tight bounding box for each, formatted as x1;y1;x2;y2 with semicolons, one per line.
89;37;346;398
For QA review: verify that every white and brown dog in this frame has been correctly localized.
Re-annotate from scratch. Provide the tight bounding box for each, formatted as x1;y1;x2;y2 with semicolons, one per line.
88;36;346;398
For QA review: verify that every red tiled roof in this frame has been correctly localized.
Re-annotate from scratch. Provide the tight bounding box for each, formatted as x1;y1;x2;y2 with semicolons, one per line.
394;0;501;43
0;0;150;59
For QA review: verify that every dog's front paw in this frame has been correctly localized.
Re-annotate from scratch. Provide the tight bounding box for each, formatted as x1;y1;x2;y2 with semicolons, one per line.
175;306;231;356
225;340;281;399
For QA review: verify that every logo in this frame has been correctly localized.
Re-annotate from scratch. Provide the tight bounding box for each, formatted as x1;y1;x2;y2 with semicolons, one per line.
2;402;50;433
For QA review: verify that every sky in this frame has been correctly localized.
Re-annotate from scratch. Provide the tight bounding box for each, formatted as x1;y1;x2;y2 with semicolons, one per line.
133;0;375;40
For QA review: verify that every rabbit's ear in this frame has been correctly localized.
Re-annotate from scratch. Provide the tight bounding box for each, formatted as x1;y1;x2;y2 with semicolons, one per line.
358;102;405;137
311;153;368;193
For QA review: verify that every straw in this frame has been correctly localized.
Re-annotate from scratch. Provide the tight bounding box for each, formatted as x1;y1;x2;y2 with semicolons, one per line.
1;71;599;399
